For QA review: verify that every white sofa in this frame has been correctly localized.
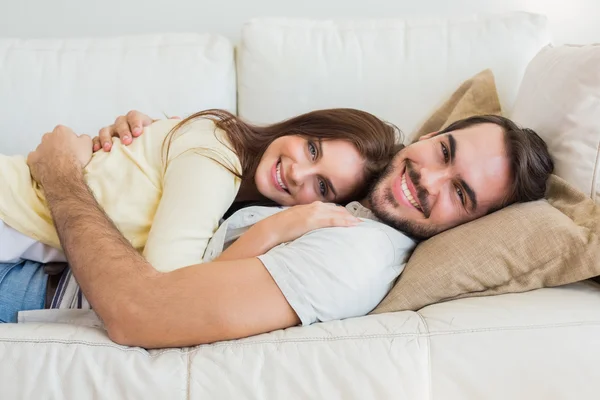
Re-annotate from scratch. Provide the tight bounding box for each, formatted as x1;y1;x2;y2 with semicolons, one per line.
1;12;599;399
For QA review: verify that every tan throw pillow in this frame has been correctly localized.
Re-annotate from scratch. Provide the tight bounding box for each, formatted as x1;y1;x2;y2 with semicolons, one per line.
411;68;502;141
372;175;600;313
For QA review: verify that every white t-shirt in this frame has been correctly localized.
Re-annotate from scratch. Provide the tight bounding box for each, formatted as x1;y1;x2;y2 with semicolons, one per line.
18;202;416;326
205;201;416;325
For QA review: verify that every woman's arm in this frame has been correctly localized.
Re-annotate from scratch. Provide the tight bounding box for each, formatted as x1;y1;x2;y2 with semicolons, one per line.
93;112;241;271
142;135;241;272
215;202;361;262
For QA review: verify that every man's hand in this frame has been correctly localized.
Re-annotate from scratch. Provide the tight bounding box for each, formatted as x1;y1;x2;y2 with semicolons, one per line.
27;125;93;185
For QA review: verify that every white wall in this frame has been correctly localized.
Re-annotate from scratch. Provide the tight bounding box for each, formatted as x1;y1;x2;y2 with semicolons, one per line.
0;0;598;45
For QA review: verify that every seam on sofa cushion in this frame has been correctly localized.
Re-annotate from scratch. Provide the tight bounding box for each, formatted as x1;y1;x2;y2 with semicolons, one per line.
424;320;600;337
184;320;600;351
186;350;192;400
0;338;183;356
416;311;433;400
2;321;599;353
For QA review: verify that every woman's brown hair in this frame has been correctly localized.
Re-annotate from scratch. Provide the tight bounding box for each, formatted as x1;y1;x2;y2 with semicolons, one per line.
163;108;402;202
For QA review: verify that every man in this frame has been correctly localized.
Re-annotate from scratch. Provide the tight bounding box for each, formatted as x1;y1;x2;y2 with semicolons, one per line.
23;112;553;349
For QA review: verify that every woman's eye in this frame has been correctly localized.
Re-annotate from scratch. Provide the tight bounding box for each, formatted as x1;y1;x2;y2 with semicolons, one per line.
319;179;327;196
308;142;317;159
441;143;449;163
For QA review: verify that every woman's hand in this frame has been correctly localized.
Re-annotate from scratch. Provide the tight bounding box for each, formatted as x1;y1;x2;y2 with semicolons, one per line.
92;110;179;152
261;201;361;245
215;202;361;262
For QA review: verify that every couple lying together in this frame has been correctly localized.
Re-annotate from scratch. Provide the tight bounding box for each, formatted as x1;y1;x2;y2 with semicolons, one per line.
0;108;553;348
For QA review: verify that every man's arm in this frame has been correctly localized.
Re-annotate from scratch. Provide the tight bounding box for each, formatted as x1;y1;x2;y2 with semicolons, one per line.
28;126;299;348
45;166;299;348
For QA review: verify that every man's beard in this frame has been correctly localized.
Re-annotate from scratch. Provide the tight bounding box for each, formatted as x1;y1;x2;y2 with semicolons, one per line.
368;159;440;240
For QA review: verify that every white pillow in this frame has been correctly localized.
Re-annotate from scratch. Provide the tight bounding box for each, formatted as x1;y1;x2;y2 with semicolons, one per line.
511;44;600;203
0;34;236;155
238;13;551;140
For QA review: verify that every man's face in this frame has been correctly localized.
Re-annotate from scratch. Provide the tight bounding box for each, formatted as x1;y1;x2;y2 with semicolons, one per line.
368;123;511;239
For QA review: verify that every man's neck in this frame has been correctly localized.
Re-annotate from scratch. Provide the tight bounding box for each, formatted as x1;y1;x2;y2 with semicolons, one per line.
359;198;371;209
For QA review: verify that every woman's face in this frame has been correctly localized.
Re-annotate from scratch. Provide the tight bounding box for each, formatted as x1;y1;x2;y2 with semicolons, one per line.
254;135;366;206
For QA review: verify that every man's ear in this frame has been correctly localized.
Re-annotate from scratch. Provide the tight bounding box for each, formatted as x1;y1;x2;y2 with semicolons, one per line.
418;131;439;141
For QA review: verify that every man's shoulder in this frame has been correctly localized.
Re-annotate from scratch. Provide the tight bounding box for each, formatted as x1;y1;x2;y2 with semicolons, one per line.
221;203;416;257
225;203;414;248
344;202;416;250
300;219;415;262
359;219;415;247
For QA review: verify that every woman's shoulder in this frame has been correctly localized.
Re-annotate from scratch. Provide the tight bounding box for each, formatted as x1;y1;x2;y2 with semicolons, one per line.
159;116;241;171
162;117;229;144
148;116;219;134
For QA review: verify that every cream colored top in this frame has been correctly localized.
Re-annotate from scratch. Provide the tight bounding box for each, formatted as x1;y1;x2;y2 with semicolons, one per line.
0;118;242;272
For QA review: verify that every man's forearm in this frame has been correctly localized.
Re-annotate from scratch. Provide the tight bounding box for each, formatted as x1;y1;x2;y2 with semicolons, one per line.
42;163;158;325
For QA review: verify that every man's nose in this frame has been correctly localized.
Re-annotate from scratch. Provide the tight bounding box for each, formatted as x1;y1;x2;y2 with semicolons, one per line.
419;167;451;194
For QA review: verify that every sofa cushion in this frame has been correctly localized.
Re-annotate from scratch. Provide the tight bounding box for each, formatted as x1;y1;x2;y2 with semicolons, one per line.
0;33;236;155
237;12;551;142
511;44;600;203
2;283;600;399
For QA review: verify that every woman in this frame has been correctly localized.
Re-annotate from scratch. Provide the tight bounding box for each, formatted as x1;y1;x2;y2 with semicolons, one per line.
0;108;400;274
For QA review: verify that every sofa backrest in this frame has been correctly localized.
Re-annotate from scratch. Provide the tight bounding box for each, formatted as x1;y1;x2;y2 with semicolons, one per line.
0;33;236;155
0;12;552;155
237;12;551;142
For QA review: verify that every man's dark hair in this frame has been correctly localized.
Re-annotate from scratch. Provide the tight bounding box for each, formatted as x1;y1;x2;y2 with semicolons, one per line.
438;115;554;211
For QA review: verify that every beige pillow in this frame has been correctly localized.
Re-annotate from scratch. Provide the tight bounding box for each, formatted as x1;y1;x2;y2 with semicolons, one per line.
371;66;600;314
411;68;502;141
373;176;600;313
511;44;600;203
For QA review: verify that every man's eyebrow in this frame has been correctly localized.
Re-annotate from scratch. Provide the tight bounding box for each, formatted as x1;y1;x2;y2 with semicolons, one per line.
448;133;457;163
460;179;478;212
317;139;338;200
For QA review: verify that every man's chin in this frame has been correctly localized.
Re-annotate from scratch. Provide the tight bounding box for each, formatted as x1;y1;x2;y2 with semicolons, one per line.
368;170;441;239
370;205;441;240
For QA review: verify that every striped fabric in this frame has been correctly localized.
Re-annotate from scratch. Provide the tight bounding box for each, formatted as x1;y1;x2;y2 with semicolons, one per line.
50;268;91;310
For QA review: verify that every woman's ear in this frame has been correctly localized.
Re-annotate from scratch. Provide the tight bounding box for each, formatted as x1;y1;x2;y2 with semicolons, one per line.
418;131;439;141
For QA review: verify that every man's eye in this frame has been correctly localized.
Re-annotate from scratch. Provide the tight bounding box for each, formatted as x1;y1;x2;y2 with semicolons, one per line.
308;142;317;159
456;186;465;204
441;143;449;163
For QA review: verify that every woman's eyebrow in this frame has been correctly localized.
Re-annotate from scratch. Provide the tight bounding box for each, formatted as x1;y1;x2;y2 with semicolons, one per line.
317;139;338;200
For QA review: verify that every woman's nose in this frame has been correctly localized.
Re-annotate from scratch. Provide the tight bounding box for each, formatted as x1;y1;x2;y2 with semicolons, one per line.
289;163;311;185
